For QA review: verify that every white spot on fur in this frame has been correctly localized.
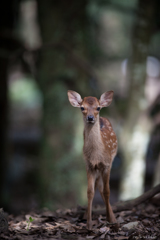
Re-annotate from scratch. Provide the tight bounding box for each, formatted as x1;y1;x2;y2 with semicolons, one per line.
111;132;114;136
108;145;110;148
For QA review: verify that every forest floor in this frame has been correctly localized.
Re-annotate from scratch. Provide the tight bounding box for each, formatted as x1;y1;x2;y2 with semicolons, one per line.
0;197;160;240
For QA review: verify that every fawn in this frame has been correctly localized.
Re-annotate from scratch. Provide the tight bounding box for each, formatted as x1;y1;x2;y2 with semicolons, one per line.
67;90;118;230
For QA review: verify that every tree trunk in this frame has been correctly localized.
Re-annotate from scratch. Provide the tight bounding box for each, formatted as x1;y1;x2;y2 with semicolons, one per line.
153;153;160;186
0;0;19;208
0;57;8;207
36;0;95;209
119;0;156;200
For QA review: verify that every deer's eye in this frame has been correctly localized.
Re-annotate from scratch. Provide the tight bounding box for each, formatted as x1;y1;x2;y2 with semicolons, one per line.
81;107;85;111
97;107;100;111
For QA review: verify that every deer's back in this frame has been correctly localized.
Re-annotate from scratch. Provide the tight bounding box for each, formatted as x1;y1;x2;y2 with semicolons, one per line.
100;117;118;160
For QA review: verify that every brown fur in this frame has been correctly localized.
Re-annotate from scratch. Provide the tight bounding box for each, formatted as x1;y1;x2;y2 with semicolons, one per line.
67;91;118;230
84;96;97;105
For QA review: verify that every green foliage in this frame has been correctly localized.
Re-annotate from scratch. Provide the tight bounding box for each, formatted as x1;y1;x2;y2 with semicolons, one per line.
26;216;34;230
9;77;42;108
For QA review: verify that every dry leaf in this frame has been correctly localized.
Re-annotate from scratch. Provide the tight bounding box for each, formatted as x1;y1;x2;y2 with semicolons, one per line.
99;226;109;233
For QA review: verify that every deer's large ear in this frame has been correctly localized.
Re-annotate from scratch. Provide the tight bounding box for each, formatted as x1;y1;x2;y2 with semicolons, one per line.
99;91;114;108
67;90;82;107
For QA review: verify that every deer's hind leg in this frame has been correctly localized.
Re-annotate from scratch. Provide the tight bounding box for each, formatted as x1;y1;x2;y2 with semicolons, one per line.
96;175;105;203
102;169;117;224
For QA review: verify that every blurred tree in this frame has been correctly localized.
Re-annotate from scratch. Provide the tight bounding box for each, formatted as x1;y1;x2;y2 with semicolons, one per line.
0;0;21;208
1;0;159;212
119;0;157;200
36;0;99;208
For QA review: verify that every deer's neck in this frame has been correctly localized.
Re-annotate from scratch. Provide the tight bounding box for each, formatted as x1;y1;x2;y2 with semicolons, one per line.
83;117;107;169
83;117;102;148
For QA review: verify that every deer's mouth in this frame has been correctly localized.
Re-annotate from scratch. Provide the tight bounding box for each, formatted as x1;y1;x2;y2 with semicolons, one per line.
87;120;95;124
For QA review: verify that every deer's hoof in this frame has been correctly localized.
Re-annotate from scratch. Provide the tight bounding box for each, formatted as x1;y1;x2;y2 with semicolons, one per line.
87;221;92;230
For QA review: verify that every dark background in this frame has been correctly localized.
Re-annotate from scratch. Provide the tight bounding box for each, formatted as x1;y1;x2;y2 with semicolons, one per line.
0;0;160;214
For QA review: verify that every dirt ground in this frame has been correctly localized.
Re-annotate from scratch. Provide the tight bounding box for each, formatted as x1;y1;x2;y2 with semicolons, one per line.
0;197;160;240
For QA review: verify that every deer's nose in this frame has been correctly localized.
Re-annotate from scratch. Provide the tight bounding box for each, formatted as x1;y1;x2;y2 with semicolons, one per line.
87;115;94;122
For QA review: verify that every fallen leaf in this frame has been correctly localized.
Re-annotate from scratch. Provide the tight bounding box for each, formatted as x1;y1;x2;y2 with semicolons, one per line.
122;221;139;230
142;219;150;226
86;235;95;239
117;216;125;224
99;226;109;233
114;236;128;239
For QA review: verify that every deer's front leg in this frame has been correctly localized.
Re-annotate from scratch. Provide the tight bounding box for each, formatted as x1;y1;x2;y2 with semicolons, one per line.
87;170;95;230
